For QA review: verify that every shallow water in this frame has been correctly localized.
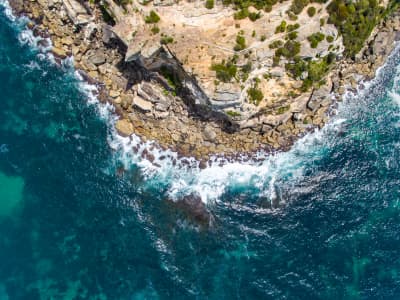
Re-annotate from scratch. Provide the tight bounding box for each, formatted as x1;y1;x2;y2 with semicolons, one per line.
2;3;400;299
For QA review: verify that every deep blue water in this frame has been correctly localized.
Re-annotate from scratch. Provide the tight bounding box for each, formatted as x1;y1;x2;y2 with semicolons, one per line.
2;4;400;300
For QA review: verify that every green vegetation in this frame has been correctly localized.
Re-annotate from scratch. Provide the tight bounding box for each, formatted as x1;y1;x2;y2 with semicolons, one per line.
226;110;241;117
115;0;132;8
307;6;316;17
160;66;180;90
234;8;249;20
285;53;336;91
99;3;116;25
286;23;300;32
275;40;301;59
234;34;246;51
249;11;262;21
269;40;283;49
160;35;174;44
320;18;325;27
289;0;327;15
151;26;160;35
326;35;334;43
205;0;214;9
287;31;298;40
277;105;290;114
211;60;237;82
307;32;325;48
275;20;287;33
260;35;267;41
247;83;263;105
327;0;394;57
145;10;160;24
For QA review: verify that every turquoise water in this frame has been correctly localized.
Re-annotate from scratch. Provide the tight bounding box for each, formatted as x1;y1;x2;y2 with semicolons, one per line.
2;3;400;299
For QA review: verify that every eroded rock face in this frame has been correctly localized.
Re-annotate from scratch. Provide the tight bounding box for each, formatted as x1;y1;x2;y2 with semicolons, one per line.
62;0;93;25
133;95;153;112
115;119;134;137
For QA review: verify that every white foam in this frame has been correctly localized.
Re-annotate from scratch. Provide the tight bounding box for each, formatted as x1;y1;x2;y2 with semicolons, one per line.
0;0;16;21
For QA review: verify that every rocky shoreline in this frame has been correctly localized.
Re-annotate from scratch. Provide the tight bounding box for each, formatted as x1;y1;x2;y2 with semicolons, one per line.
8;0;400;163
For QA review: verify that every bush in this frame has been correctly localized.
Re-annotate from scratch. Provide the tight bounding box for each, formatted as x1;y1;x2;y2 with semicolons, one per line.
234;35;246;51
269;40;284;49
276;40;301;59
211;61;237;82
286;23;300;32
307;6;316;17
248;86;263;105
249;11;262;21
326;35;334;43
234;8;249;19
290;0;309;15
205;0;214;9
145;10;160;24
287;31;298;40
160;36;173;44
260;35;267;41
307;32;325;48
151;26;160;34
275;21;287;33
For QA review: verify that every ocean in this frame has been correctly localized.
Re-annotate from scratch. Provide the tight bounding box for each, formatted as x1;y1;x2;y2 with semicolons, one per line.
1;2;400;299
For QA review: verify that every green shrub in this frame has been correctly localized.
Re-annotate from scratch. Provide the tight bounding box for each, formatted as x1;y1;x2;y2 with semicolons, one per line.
275;21;287;33
286;23;300;32
160;36;173;44
285;56;308;79
234;8;249;19
320;18;325;26
234;34;246;51
145;10;160;23
276;40;301;59
151;26;160;34
277;105;290;114
326;35;334;43
248;86;263;105
211;61;237;82
307;6;316;17
226;110;241;117
260;35;267;41
289;0;309;15
287;31;298;40
307;32;325;48
249;11;262;21
205;0;214;9
269;40;284;49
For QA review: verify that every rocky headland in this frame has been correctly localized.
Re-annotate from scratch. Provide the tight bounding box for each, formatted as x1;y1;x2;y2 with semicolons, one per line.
8;0;400;163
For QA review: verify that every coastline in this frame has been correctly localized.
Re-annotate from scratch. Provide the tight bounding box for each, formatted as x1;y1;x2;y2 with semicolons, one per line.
6;0;400;163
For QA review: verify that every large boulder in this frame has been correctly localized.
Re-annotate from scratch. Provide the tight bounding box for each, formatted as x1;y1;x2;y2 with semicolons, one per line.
115;119;134;137
62;0;93;25
133;95;153;112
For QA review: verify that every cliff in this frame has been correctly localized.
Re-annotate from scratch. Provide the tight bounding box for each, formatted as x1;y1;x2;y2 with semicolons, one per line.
9;0;400;161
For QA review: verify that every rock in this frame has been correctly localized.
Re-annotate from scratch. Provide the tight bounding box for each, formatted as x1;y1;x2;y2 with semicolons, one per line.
133;95;153;112
115;119;134;137
203;126;217;142
110;90;120;98
88;51;106;66
62;0;93;25
52;47;67;58
102;24;115;44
